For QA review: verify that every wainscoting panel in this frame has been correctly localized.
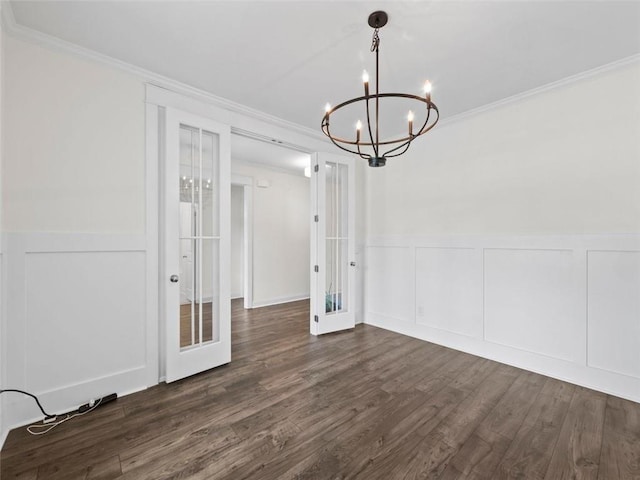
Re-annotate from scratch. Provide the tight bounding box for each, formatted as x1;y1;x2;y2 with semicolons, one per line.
364;235;640;403
587;250;640;379
415;247;482;338
2;233;154;433
365;246;414;324
24;251;147;392
484;248;579;362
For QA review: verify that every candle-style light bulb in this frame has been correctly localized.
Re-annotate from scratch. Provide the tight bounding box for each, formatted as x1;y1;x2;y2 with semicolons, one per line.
356;120;362;141
408;111;414;136
325;103;331;113
363;70;370;97
423;81;432;103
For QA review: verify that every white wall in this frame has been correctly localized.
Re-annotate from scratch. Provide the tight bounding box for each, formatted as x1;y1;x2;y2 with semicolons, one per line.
3;36;145;234
364;60;640;403
366;61;640;236
230;184;244;298
1;35;150;433
231;161;310;307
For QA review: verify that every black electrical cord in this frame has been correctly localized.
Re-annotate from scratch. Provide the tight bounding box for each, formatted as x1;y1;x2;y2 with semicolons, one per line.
0;389;55;418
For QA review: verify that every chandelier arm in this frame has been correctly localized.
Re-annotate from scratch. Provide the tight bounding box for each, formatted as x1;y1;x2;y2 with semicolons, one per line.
323;118;372;159
415;105;439;136
414;106;432;138
322;94;434;146
356;142;369;160
381;105;437;158
382;137;413;158
383;141;413;159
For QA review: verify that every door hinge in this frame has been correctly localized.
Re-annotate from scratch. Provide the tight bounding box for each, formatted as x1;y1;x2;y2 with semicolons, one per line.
314;315;319;323
314;265;319;273
314;164;319;173
314;215;319;223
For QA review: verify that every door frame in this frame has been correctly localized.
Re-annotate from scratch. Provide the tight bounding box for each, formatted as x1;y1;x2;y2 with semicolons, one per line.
231;174;254;309
145;84;341;383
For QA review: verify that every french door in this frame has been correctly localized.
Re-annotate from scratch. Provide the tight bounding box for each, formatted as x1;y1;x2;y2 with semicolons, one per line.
310;152;356;335
164;108;231;382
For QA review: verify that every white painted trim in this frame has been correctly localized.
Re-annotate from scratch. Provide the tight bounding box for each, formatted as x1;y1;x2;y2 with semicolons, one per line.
2;367;148;436
439;54;640;128
14;233;146;252
145;103;160;387
252;294;310;309
0;1;6;450
242;180;252;309
231;175;254;310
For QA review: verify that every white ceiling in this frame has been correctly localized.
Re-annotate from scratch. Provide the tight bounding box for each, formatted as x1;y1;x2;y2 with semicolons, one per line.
8;1;640;172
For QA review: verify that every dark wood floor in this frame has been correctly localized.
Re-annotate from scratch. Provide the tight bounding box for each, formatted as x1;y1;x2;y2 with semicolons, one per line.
2;299;639;479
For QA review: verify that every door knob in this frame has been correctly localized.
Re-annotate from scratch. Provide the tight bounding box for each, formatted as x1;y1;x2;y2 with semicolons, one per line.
170;274;179;283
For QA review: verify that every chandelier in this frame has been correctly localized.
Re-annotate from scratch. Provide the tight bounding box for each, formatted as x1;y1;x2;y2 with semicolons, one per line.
321;11;439;167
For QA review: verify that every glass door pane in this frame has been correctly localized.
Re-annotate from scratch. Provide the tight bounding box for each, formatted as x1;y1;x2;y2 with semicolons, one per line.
178;125;220;349
325;161;349;314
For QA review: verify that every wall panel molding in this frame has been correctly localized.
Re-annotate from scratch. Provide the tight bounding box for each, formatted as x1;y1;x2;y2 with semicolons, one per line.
364;234;640;403
1;232;155;432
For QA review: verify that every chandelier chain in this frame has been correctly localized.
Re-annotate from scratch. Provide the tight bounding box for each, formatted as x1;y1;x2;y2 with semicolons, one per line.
370;28;380;52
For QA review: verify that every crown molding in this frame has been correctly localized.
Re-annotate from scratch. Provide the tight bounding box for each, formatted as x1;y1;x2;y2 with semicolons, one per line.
441;53;640;128
0;1;327;144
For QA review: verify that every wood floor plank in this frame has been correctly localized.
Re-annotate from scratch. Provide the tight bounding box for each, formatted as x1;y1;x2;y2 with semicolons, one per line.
440;370;548;478
1;298;638;480
597;395;640;480
358;364;520;479
487;377;574;479
543;386;607;480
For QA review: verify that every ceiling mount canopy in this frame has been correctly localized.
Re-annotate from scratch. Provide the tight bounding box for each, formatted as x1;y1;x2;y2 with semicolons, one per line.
321;11;439;167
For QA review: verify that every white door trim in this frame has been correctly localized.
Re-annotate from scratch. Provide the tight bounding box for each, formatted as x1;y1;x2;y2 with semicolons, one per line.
231;174;254;309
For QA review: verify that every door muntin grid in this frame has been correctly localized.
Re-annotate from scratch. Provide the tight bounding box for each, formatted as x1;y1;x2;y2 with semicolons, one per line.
178;125;220;349
325;161;349;315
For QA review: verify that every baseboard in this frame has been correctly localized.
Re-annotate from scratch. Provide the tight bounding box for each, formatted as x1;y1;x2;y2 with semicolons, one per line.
365;312;640;404
1;367;149;440
251;294;310;308
364;234;640;404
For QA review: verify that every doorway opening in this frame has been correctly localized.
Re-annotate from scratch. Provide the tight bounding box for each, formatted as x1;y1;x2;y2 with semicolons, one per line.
229;132;312;312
